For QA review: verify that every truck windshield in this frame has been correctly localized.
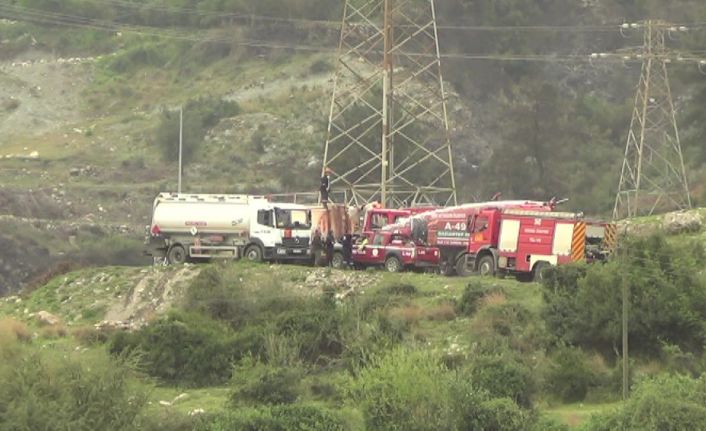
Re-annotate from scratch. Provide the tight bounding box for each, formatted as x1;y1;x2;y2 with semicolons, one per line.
275;208;312;229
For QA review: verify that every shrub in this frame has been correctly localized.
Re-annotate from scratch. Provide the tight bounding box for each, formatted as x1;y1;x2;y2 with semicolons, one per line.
542;234;706;356
309;58;334;74
382;282;418;296
545;347;598;402
474;398;529;431
0;317;31;344
231;358;304;406
109;311;238;386
196;404;346;431
274;297;344;364
450;375;530;431
581;374;706;431
0;349;147;430
456;281;504;316
349;348;453;431
466;352;536;408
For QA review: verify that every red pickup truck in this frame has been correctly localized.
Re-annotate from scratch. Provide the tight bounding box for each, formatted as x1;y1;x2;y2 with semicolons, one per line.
351;230;440;272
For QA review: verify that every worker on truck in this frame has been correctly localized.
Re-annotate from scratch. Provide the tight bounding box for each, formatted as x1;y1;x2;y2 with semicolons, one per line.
320;167;332;209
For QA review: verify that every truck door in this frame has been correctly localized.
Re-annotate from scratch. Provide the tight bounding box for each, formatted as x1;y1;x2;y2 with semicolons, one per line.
468;213;492;253
353;233;387;265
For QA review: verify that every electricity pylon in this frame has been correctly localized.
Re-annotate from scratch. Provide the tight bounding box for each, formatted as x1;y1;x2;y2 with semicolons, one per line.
613;20;692;219
322;0;457;208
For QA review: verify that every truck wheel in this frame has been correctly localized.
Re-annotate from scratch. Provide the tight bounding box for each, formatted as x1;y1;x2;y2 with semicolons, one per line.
167;244;187;265
477;255;495;277
533;262;551;283
455;254;474;277
244;245;263;262
385;256;402;273
331;252;345;269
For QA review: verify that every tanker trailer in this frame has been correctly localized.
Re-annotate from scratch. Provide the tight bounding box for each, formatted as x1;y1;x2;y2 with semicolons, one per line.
145;193;312;264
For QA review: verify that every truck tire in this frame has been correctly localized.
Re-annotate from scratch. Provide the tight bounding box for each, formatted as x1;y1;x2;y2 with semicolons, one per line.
244;245;263;262
331;252;345;269
533;261;550;283
167;244;187;265
385;256;402;273
477;255;495;277
455;254;474;277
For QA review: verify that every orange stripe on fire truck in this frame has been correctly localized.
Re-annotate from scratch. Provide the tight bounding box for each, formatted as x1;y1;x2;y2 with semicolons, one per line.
571;222;586;262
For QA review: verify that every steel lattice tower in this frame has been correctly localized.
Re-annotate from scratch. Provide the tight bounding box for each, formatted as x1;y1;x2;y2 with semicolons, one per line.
613;20;691;219
322;0;457;208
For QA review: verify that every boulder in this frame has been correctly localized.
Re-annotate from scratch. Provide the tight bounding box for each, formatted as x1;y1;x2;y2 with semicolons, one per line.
662;211;703;235
36;310;61;326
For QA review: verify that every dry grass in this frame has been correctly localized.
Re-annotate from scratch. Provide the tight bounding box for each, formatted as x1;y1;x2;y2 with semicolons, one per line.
426;303;456;321
72;325;112;345
481;291;507;307
0;317;31;343
40;324;68;339
389;305;425;325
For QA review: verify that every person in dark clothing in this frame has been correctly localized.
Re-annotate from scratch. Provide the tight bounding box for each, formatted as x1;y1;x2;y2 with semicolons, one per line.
311;229;323;266
320;168;332;209
325;230;335;267
341;233;353;268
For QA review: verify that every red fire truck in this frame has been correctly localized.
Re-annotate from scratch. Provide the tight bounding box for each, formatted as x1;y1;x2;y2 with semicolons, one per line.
456;208;616;280
351;227;440;272
399;200;557;275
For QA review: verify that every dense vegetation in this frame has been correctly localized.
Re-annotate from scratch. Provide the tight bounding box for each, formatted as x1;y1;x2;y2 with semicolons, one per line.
2;228;706;429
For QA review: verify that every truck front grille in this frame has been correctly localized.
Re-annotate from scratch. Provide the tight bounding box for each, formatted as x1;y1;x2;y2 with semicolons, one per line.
281;237;309;248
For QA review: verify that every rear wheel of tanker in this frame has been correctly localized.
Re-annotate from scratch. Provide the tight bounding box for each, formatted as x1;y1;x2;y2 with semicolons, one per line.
455;254;474;277
477;255;495;277
167;244;187;265
331;252;345;269
244;245;263;262
385;256;402;273
532;262;550;283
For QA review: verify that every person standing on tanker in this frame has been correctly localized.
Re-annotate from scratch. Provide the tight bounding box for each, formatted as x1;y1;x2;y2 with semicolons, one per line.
320;168;332;209
325;230;335;267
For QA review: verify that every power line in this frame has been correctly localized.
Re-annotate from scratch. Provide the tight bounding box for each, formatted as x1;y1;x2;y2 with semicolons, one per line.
12;1;706;34
1;4;705;65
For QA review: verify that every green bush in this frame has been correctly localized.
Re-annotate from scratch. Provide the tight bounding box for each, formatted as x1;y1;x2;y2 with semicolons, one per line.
466;352;536;408
542;234;706;356
546;347;597;402
231;358;305;406
0;348;147;430
581;374;706;431
109;311;238;386
195;404;347;431
274;296;344;364
450;376;531;431
349;348;454;431
456;281;503;316
474;398;529;431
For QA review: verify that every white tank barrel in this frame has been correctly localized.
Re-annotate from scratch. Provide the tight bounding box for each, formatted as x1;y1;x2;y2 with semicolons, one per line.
151;193;267;235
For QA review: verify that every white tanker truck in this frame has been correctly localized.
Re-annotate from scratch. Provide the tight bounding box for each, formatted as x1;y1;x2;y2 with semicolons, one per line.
145;193;313;264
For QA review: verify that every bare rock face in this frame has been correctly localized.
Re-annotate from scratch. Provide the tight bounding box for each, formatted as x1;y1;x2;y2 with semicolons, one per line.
663;211;703;235
36;310;60;326
616;220;660;237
